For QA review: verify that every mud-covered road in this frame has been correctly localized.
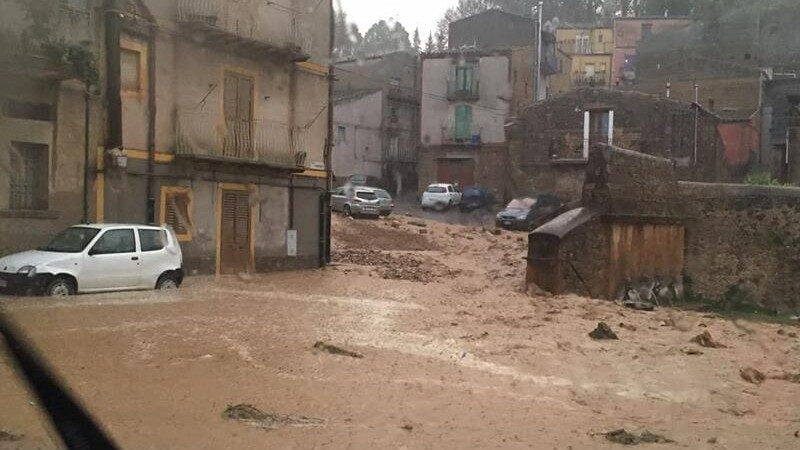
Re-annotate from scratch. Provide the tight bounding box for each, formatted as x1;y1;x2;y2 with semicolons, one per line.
1;214;799;449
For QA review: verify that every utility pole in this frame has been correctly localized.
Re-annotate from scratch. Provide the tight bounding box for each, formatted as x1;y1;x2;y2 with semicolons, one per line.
534;1;543;101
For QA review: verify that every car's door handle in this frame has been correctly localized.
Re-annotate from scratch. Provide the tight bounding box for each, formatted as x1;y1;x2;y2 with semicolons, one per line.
131;257;139;261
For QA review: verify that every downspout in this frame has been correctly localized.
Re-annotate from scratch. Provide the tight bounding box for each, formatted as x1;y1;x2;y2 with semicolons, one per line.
104;0;123;150
324;0;334;265
83;90;90;223
146;29;157;224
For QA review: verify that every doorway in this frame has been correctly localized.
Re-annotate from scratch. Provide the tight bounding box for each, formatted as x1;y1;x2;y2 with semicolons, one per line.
219;188;252;275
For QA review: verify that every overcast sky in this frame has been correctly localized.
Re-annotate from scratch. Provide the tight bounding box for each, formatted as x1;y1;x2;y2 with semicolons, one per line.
337;0;455;41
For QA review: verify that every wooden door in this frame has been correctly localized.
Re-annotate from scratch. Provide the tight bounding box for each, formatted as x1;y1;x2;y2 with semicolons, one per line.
223;71;254;158
220;190;251;275
437;159;475;187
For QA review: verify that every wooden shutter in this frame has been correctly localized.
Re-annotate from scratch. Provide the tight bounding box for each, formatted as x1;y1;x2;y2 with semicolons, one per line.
454;105;472;141
165;192;191;236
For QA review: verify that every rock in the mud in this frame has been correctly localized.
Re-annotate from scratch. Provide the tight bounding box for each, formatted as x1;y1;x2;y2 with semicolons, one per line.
740;367;766;384
408;220;427;228
603;429;674;445
313;341;364;358
589;322;619;340
490;228;502;235
690;331;727;348
418;229;428;235
681;347;703;356
618;322;637;332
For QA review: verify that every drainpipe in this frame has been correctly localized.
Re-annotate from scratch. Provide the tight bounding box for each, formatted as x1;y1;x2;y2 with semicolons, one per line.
693;83;699;168
104;0;123;150
83;89;90;223
146;30;157;224
323;0;334;265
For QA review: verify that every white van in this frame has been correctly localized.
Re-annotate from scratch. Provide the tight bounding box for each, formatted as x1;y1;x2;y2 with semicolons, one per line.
0;224;184;297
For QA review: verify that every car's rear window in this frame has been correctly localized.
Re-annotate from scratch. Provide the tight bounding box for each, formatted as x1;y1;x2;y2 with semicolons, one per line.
139;229;167;252
375;189;391;199
427;186;446;193
356;191;377;200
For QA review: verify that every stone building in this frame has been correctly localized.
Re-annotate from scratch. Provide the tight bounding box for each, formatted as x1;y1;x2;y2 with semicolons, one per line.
1;0;333;275
333;51;419;195
418;48;512;198
508;88;759;202
448;9;534;51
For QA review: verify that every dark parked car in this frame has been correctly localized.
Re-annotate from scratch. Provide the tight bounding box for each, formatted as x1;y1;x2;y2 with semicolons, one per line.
458;186;495;212
495;195;562;230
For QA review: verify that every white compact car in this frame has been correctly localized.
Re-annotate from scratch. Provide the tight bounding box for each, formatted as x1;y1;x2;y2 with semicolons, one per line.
421;183;462;211
0;224;184;297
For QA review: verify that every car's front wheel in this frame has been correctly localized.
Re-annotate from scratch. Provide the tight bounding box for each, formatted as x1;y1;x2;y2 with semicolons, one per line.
45;277;75;297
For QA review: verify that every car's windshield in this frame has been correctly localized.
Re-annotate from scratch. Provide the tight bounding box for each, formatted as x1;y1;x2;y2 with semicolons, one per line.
427;186;446;193
40;227;100;253
506;198;536;210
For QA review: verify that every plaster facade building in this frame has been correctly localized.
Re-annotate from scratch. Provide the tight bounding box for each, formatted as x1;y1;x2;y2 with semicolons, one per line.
1;0;333;275
418;49;512;199
333;51;419;195
550;24;614;95
612;16;690;85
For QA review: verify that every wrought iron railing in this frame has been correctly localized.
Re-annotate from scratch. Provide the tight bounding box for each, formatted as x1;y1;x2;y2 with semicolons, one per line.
573;72;608;87
176;111;307;167
447;79;480;101
176;0;309;51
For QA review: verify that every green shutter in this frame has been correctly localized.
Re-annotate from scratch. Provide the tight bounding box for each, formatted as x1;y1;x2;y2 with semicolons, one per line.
454;105;472;141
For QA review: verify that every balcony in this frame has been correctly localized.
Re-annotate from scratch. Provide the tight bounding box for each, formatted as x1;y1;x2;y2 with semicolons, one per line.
176;0;309;61
176;111;308;169
573;72;608;87
447;79;480;101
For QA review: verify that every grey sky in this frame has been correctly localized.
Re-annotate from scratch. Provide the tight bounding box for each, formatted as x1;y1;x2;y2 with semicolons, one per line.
337;0;455;42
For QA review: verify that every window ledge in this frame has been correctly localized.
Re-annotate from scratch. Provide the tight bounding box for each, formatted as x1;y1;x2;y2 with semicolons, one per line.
0;209;61;220
550;158;588;166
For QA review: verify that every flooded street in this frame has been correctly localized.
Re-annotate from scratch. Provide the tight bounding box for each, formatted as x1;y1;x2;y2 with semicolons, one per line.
1;215;799;449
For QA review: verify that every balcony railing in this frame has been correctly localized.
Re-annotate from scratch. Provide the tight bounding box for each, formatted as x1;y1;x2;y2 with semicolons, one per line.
176;111;307;168
573;72;608;87
447;79;480;101
176;0;309;59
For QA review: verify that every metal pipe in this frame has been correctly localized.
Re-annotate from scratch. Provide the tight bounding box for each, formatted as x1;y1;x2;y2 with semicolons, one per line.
693;83;699;166
534;2;543;102
83;90;90;223
323;0;335;265
146;30;157;224
104;0;123;150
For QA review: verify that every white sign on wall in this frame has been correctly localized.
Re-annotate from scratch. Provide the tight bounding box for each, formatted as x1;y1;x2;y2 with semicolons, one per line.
287;230;297;257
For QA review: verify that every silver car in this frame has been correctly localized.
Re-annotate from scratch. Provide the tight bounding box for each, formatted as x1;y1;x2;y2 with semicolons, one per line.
331;186;392;217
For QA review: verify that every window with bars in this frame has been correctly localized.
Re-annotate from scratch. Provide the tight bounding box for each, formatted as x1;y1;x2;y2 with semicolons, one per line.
9;142;48;211
161;187;192;241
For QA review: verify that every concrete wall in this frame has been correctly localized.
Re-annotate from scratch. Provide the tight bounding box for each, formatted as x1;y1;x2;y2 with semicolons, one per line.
420;54;510;146
332;91;383;180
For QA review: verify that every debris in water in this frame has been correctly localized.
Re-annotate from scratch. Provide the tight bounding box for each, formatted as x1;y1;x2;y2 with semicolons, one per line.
770;372;800;383
589;322;619;340
681;347;703;356
739;367;766;384
602;429;674;445
400;424;413;431
618;322;637;331
408;220;427;228
222;404;323;430
622;300;655;311
690;331;727;348
313;341;364;358
0;430;23;442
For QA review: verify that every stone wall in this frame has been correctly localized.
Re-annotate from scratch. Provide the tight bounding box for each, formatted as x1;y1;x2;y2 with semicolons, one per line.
680;182;800;312
417;145;510;199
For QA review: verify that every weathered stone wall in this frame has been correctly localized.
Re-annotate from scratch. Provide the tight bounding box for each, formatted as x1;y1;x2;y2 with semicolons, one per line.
680;182;800;312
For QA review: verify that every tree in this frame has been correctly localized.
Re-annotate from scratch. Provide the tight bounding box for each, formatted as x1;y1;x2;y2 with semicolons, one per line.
333;8;354;60
359;19;413;56
434;18;448;51
425;32;435;53
412;28;421;53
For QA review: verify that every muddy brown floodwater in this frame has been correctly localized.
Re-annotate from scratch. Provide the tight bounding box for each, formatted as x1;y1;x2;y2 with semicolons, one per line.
1;214;799;449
